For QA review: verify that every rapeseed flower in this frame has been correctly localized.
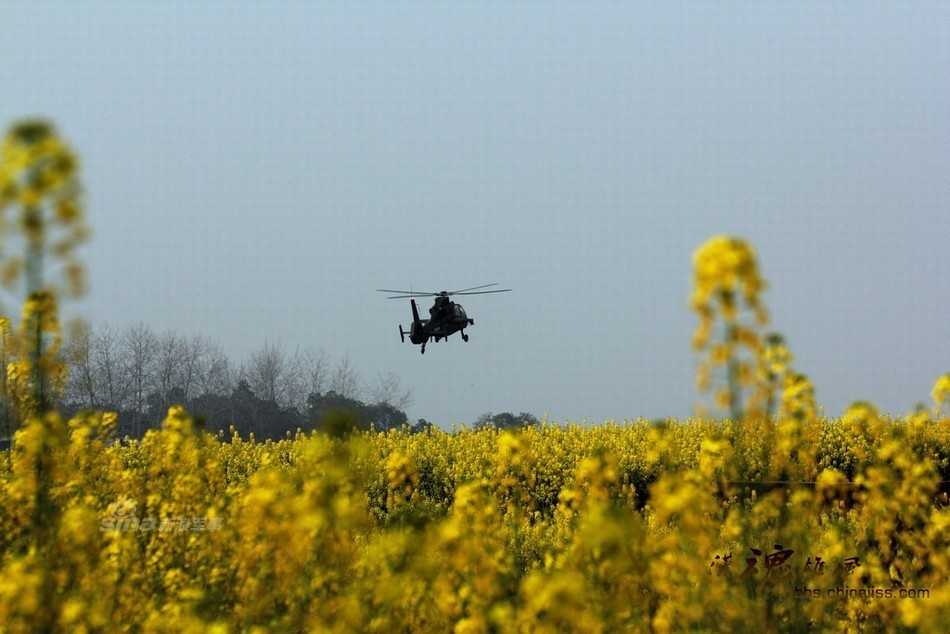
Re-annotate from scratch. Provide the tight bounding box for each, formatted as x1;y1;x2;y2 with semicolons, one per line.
933;373;950;416
690;236;770;421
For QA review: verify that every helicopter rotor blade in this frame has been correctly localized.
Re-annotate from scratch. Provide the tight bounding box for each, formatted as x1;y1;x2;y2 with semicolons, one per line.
451;288;512;296
376;289;439;299
377;285;510;299
448;283;501;294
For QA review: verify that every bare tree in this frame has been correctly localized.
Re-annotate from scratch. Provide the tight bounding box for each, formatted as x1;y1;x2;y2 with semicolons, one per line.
152;329;186;414
287;346;329;413
247;339;298;407
56;321;417;438
177;333;209;403
329;354;361;400
369;371;413;410
121;322;157;435
94;323;131;413
188;338;234;427
198;339;233;397
62;319;98;409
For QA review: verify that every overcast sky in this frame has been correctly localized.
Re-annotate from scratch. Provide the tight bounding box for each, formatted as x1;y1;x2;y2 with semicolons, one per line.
3;2;947;426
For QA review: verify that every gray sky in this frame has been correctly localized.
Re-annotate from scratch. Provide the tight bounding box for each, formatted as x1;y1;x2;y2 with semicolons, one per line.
3;2;948;426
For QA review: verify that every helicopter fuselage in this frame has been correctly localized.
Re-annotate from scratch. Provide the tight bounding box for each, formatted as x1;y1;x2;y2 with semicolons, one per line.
403;296;473;352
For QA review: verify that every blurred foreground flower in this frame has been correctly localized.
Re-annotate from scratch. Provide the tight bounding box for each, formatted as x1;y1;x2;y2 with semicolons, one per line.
0;119;88;422
690;236;768;422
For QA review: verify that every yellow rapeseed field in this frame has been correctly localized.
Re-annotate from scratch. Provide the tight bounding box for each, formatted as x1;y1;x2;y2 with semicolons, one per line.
3;408;950;632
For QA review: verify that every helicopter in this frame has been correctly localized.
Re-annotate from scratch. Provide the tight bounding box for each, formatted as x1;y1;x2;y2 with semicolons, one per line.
377;284;511;354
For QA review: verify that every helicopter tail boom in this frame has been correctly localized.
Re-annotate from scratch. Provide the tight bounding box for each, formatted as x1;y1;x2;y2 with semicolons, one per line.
404;298;428;346
410;297;422;325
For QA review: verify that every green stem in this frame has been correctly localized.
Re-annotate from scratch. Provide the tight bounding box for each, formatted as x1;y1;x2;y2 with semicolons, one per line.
24;203;48;416
726;323;742;423
765;375;776;421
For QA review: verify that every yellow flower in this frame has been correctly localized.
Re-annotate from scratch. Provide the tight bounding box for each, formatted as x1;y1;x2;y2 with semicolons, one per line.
762;332;793;376
843;400;879;426
781;371;816;420
932;373;950;415
0;119;88;301
690;236;770;421
690;235;766;318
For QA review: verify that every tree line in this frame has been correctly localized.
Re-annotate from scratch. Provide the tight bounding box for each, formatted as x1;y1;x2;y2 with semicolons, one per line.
55;322;415;440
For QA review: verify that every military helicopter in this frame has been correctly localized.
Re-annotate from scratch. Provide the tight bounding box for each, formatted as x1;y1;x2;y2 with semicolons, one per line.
377;284;511;354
